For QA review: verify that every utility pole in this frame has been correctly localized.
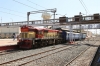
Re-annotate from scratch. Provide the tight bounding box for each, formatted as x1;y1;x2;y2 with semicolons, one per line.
79;12;82;44
52;8;56;29
96;24;97;37
27;12;30;25
69;24;73;44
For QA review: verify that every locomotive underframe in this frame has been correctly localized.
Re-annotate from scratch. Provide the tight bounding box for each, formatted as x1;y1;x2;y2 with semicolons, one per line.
18;38;63;49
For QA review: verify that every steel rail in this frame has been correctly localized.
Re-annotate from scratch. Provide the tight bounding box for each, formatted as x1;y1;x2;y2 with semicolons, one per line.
0;45;74;65
19;46;74;66
65;41;97;66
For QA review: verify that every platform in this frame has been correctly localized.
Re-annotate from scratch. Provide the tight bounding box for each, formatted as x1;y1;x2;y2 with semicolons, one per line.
0;39;17;46
0;39;18;51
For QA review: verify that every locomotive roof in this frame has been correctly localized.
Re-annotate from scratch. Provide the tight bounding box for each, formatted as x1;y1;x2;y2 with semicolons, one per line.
66;31;86;34
21;25;60;32
66;32;80;34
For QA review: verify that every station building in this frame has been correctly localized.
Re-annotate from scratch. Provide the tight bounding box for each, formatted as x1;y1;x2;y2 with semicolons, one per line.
0;26;21;38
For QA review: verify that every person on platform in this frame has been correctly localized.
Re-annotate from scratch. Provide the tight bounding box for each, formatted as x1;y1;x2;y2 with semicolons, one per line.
12;34;16;41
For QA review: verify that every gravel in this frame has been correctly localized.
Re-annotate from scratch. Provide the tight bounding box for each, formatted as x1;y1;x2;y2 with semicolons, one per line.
20;44;90;66
0;37;97;66
67;38;100;66
4;45;73;66
0;44;69;64
67;46;98;66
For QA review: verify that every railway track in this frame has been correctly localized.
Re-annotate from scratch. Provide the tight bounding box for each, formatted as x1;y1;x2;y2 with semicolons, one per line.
0;44;74;66
65;41;97;66
65;46;91;66
0;50;23;56
20;41;96;66
19;46;75;66
0;39;94;66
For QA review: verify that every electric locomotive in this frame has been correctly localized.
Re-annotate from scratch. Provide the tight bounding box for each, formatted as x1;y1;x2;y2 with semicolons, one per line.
17;25;63;49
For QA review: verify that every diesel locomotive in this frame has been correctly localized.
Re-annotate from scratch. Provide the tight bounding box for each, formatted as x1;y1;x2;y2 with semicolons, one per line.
17;25;64;49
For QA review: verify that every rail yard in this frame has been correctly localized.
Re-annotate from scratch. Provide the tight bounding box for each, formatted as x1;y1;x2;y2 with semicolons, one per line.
0;4;100;66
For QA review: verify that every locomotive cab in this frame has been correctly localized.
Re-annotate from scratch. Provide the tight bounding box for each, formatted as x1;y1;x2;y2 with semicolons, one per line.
18;32;35;49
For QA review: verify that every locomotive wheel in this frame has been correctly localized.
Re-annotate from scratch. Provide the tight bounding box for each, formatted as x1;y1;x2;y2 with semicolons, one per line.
44;40;47;46
46;41;48;45
55;40;57;44
60;39;62;43
44;40;48;46
58;40;60;44
49;40;52;45
41;40;44;47
35;40;41;47
48;40;53;45
38;41;41;47
30;41;33;49
59;40;61;44
56;40;59;44
34;42;38;48
43;40;47;46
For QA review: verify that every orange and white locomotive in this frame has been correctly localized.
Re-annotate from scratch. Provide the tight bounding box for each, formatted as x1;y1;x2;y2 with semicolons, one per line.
17;25;63;49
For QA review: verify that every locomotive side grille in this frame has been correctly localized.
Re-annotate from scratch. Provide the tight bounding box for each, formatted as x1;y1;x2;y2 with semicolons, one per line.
24;33;27;38
28;34;33;38
20;32;27;38
20;32;35;39
28;32;35;38
43;32;58;38
20;33;24;38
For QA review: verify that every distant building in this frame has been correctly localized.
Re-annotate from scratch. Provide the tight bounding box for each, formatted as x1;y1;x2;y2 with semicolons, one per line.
0;26;21;38
86;31;93;37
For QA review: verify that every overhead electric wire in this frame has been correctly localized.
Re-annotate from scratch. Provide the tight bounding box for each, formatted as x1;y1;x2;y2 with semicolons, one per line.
80;0;90;14
0;6;25;14
79;0;89;15
12;0;38;10
0;10;38;21
27;0;47;9
0;11;26;18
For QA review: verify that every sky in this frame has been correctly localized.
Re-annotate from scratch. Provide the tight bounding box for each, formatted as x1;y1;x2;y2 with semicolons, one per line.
0;0;100;23
0;0;100;34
